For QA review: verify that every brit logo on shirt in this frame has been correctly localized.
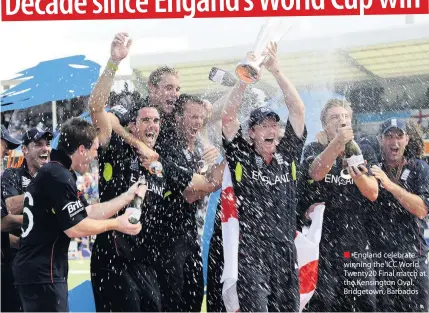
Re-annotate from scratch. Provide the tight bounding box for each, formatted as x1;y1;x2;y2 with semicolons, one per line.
63;200;85;218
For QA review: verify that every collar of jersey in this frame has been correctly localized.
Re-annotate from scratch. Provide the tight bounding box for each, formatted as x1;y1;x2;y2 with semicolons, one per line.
21;159;32;176
49;149;72;170
250;144;276;165
380;155;409;170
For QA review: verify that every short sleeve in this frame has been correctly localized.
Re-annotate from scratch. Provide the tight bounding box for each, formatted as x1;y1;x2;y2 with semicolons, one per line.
51;176;88;231
1;168;21;200
222;127;252;166
78;190;90;208
277;119;307;163
300;142;326;179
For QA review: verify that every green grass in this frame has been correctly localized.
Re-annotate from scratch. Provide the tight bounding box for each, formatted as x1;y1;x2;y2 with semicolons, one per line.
68;259;90;290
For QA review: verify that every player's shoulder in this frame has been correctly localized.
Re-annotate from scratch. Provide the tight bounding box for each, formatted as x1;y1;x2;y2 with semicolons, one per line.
305;141;324;150
410;158;429;172
303;142;324;156
1;167;20;178
39;162;72;184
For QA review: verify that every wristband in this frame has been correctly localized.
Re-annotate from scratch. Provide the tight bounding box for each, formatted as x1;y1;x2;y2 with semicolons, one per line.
107;61;119;72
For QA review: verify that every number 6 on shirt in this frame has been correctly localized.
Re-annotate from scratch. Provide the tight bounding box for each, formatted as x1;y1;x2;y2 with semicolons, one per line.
21;192;34;238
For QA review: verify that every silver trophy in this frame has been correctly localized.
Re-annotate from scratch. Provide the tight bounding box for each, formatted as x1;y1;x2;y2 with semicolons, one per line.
235;18;293;84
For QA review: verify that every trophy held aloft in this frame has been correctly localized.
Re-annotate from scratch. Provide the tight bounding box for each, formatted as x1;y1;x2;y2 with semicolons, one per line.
235;18;293;84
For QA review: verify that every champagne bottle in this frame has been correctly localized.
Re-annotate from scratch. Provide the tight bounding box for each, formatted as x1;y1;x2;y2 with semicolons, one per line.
128;196;142;224
128;177;145;224
343;124;365;168
208;67;237;87
195;145;209;175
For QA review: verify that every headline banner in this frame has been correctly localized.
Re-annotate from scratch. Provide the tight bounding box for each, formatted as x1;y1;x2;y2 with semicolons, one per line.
2;0;428;21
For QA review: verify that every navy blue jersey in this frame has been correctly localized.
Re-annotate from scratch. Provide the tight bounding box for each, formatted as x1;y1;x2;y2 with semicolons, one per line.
368;157;429;256
301;142;378;258
13;149;88;285
223;120;307;243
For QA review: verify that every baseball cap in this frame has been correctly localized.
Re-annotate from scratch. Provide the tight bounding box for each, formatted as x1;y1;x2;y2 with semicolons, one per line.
1;125;21;149
248;107;280;128
380;118;407;135
21;127;53;146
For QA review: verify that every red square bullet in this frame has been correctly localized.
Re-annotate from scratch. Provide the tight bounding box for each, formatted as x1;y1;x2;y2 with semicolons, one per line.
344;251;351;258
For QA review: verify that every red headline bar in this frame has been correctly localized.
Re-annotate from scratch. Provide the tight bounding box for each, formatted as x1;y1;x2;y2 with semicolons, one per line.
2;0;428;21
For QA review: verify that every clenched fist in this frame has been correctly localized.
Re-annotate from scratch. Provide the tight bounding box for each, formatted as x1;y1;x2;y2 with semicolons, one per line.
335;124;354;146
111;32;132;64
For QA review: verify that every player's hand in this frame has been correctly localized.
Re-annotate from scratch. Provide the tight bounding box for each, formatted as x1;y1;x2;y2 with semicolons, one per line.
202;146;219;167
263;41;280;73
246;51;258;63
125;181;148;203
305;202;325;220
348;162;368;182
136;143;159;169
116;212;142;235
371;165;393;190
203;100;213;121
334;124;354;147
110;32;132;64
